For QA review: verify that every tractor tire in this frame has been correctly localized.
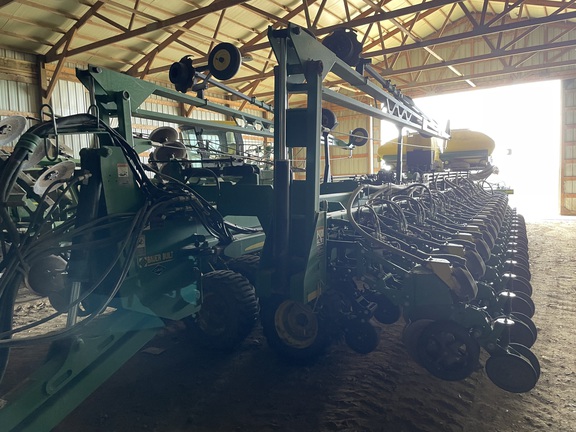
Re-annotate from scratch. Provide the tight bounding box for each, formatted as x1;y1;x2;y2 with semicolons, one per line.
185;270;258;351
227;254;260;285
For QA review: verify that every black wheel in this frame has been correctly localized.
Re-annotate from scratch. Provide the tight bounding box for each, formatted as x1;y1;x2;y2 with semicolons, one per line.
510;294;535;318
464;248;486;280
24;254;67;297
503;273;533;297
227;254;260;285
416;320;481;381
344;320;380;354
402;319;433;359
373;294;401;324
261;296;329;362
208;42;242;81
511;312;537;343
349;128;368;147
507;314;536;348
452;266;478;302
486;352;538;393
512;291;535;318
509;343;540;379
185;270;258;351
504;262;531;281
321;108;337;130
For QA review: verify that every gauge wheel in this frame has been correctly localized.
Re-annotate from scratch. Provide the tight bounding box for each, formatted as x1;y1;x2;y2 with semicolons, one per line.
261;296;329;362
185;270;258;351
416;320;481;381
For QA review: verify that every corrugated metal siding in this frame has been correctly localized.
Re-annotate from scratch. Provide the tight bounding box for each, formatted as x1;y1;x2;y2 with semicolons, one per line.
326;101;378;177
0;48;36;62
50;79;92;155
561;79;576;215
0;79;37;116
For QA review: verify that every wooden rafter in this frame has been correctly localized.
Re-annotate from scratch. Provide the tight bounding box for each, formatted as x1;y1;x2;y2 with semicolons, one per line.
46;0;248;63
45;1;105;62
366;9;576;57
128;0;141;31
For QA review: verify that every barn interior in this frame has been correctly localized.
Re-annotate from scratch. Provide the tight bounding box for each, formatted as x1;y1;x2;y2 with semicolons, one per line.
0;1;575;431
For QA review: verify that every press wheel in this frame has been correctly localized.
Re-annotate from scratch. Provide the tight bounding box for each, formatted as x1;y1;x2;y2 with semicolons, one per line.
486;352;538;393
510;293;535;318
511;312;538;344
416;320;480;381
509;343;541;379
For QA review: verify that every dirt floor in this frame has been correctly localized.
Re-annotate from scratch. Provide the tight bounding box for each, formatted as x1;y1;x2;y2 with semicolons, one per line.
2;220;576;432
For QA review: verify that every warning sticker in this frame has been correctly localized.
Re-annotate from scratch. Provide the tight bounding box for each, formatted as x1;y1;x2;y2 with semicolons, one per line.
117;163;130;185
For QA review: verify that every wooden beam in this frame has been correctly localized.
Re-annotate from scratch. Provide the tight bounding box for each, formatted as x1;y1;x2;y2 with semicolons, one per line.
45;1;105;62
48;0;249;63
365;10;576;57
45;28;77;102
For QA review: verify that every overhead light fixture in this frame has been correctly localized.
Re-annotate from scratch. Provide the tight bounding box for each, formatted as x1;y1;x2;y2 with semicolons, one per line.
465;79;476;87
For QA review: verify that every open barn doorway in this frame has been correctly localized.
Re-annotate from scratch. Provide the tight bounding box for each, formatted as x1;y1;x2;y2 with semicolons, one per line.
381;80;561;220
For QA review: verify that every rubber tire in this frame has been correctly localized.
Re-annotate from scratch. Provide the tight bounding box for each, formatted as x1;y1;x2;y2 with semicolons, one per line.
416;320;481;381
185;270;258;351
227;254;260;286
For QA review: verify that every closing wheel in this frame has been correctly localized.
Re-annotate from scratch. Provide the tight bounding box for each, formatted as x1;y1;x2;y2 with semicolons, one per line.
208;42;242;81
506;314;536;348
509;343;541;379
510;293;535;318
511;312;538;344
464;248;486;280
416;320;481;381
486;352;538;393
503;274;533;297
345;320;380;354
452;266;478;302
261;296;329;362
185;270;258;350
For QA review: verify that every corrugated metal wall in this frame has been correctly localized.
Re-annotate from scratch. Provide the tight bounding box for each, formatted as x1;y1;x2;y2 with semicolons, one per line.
561;79;576;215
0;48;38;142
292;95;381;179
